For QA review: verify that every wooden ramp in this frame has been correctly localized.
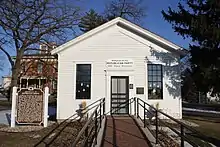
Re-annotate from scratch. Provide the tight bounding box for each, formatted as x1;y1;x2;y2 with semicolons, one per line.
101;116;151;147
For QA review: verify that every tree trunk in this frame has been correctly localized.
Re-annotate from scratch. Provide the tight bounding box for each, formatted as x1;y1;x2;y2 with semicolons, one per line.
9;52;22;101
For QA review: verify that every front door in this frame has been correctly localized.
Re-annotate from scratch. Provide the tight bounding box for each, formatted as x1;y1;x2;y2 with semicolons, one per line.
111;76;129;115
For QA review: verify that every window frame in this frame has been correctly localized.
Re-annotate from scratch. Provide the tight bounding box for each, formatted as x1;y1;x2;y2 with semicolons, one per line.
147;64;163;100
75;63;92;100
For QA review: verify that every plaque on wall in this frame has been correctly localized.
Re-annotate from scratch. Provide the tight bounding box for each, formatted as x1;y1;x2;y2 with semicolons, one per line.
136;87;144;94
106;59;134;70
16;88;44;125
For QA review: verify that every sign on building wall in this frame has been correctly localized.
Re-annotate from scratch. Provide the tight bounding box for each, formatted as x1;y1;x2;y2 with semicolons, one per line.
106;59;134;70
16;88;44;124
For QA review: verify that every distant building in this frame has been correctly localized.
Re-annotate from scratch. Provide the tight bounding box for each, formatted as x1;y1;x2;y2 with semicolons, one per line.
1;76;11;90
13;43;58;94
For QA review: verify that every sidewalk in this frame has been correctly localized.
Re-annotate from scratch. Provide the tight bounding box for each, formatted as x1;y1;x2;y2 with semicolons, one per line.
101;116;150;147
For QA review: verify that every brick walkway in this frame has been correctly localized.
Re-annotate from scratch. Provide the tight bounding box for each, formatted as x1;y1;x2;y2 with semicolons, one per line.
101;116;150;147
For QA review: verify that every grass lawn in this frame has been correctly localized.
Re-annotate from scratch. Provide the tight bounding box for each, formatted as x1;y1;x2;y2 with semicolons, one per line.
0;124;57;147
0;100;11;106
0;121;84;147
145;116;220;146
183;115;220;146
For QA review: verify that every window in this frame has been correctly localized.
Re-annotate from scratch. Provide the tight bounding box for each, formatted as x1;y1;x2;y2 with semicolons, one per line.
40;79;46;88
41;45;47;50
28;79;38;88
21;79;27;88
76;64;91;99
37;63;43;73
36;79;40;88
21;64;26;73
52;80;57;90
148;64;163;99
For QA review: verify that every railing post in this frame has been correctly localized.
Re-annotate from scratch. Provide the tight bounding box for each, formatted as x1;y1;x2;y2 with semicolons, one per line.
129;99;131;114
95;110;98;145
144;103;146;128
155;109;158;144
137;98;139;118
103;98;105;116
85;126;88;147
134;97;136;116
100;102;102;128
181;125;184;147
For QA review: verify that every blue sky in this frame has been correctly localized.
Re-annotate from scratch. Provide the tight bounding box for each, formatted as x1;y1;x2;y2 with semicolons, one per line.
0;0;191;83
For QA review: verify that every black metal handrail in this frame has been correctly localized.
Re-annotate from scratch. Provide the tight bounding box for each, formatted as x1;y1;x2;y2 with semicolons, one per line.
135;97;217;147
34;98;105;147
72;98;105;147
108;98;135;115
35;96;217;147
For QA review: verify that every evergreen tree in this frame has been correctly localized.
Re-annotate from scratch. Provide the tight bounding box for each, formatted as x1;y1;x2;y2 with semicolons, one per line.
79;0;147;32
79;9;106;33
162;0;220;97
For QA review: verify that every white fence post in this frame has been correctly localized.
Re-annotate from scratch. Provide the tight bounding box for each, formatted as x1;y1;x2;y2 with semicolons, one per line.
11;87;17;127
44;87;49;127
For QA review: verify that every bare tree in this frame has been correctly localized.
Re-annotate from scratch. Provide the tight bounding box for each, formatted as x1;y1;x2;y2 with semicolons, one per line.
0;38;7;71
79;0;147;32
0;0;81;98
105;0;147;23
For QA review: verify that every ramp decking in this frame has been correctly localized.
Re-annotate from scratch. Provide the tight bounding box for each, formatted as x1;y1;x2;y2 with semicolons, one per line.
101;116;150;147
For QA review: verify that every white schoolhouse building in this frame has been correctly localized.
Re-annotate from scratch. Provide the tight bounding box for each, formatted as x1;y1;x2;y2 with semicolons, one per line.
51;17;184;120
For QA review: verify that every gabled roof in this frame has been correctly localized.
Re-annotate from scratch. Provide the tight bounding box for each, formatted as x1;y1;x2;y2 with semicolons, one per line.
51;17;186;56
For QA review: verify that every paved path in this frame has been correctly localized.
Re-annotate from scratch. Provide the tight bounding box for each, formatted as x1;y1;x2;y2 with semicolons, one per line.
101;116;150;147
0;110;10;125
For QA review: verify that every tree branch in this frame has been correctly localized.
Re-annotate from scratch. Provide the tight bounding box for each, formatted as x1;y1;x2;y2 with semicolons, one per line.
0;46;14;67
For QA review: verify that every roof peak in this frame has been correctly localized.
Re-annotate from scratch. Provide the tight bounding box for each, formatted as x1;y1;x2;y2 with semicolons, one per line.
51;17;184;56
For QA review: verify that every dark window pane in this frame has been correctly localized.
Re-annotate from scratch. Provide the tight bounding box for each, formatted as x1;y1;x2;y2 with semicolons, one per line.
152;70;157;75
148;65;153;70
76;64;91;99
38;63;43;73
148;82;153;88
148;76;153;81
157;70;161;76
157;65;161;70
157;76;162;81
153;65;157;70
154;76;158;81
21;79;27;88
156;82;162;88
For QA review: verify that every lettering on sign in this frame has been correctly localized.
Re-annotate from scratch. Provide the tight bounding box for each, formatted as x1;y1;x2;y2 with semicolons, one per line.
106;59;134;69
16;88;44;124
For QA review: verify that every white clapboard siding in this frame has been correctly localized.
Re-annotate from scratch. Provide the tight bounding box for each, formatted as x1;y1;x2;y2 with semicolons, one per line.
56;20;182;120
